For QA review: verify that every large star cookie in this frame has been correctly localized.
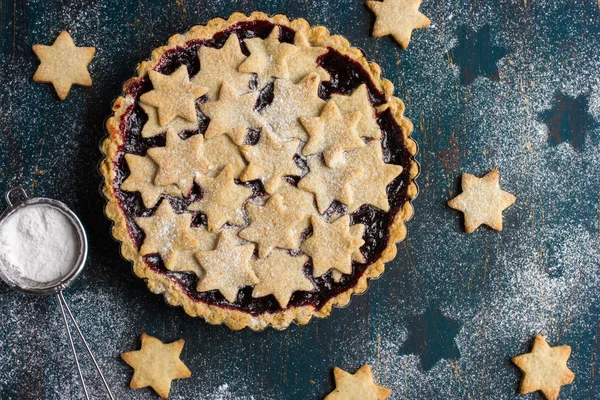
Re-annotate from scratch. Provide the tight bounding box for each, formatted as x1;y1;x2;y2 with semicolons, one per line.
366;0;431;49
512;334;575;400
32;31;95;100
447;169;516;233
324;364;391;400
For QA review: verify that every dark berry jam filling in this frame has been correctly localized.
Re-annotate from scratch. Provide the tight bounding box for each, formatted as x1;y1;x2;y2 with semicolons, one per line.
113;21;413;316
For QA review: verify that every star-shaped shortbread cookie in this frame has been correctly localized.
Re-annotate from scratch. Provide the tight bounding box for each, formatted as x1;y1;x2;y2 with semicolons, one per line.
147;130;210;194
298;156;361;213
121;154;181;208
260;73;326;142
345;141;403;212
202;135;247;178
277;182;319;233
171;226;219;280
302;215;365;277
512;334;575;400
200;82;263;145
240;132;302;194
331;84;382;140
121;333;191;399
251;250;313;308
447;169;516;233
366;0;431;49
193;33;252;99
287;30;330;83
325;364;391;400
32;31;95;100
301;100;364;167
140;65;207;127
238;26;298;88
189;164;252;231
135;200;199;269
239;194;303;258
140;103;199;139
195;230;258;303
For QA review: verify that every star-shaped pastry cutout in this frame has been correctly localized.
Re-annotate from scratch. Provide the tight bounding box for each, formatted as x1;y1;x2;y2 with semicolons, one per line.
140;65;207;127
121;333;191;399
240;132;302;194
238;26;298;88
251;250;313;308
121;154;181;208
345;141;403;212
193;33;252;99
200;82;263;145
140;102;199;139
366;0;431;49
188;164;252;231
260;72;326;142
331;84;382;140
447;169;516;233
239;194;303;258
324;365;391;400
277;182;319;233
202;135;247;179
301;100;364;167
512;334;575;400
195;230;258;303
171;226;219;280
301;215;365;277
286;30;330;83
147;130;210;194
135;200;199;270
298;156;361;213
32;31;95;100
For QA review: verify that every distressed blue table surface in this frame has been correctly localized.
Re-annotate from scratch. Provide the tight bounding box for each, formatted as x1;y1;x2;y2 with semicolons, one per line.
0;1;599;399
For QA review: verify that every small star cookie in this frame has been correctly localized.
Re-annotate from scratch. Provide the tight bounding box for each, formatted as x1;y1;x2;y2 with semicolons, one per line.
240;132;302;194
251;250;313;308
200;82;263;145
366;0;431;49
140;65;207;127
195;230;258;303
301;215;365;277
447;169;516;233
260;73;326;142
239;194;303;258
331;84;382;140
287;30;330;83
202;135;247;178
121;154;181;208
32;31;95;100
147;130;210;194
140;102;199;139
135;200;199;269
189;164;252;231
301;100;364;167
171;226;219;280
512;334;575;400
238;26;298;87
121;333;191;399
325;364;391;400
277;181;319;233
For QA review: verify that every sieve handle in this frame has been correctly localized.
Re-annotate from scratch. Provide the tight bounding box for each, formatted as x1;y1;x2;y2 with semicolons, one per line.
5;187;28;207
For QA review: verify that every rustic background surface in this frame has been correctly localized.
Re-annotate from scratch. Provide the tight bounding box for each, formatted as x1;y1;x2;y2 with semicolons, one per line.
0;0;599;399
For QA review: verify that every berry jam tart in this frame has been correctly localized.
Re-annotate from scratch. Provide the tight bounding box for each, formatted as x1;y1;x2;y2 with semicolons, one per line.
101;12;418;330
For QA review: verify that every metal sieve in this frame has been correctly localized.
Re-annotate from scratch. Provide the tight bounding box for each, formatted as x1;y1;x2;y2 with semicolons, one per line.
0;187;114;399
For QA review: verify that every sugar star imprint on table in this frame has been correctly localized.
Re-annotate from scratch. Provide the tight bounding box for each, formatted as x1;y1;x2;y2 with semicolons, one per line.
32;31;95;100
200;82;263;145
286;30;330;83
298;156;361;213
121;333;191;399
240;132;302;194
140;65;207;127
366;0;431;49
202;135;247;178
447;169;516;233
238;26;298;88
195;230;258;303
121;154;181;208
301;215;365;277
239;194;303;258
345;141;403;212
512;334;575;400
188;164;252;232
301;100;364;167
260;72;326;142
193;33;252;99
147;130;210;194
331;84;382;140
251;250;313;308
170;226;219;280
277;181;319;233
135;200;199;270
140;103;199;139
324;365;391;400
